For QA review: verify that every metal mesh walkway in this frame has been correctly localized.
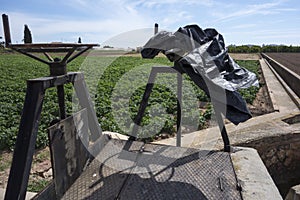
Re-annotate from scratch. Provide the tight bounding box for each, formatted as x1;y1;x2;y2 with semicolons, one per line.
61;139;242;200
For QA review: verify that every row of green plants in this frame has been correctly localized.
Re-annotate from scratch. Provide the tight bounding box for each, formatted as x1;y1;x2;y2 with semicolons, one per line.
228;44;300;53
0;53;260;150
0;54;83;150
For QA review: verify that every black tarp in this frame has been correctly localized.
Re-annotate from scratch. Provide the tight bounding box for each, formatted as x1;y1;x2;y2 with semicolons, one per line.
141;25;259;125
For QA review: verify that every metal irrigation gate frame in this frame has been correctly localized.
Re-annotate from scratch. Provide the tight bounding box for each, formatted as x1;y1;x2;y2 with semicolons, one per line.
1;14;231;200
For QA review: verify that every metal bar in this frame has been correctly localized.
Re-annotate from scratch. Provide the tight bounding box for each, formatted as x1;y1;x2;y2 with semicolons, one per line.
152;66;178;73
73;74;102;141
61;46;77;64
176;72;182;147
2;14;12;47
4;80;46;200
10;43;98;48
130;68;158;139
13;48;74;53
67;46;93;63
43;51;54;62
13;48;50;65
214;109;231;152
57;85;66;119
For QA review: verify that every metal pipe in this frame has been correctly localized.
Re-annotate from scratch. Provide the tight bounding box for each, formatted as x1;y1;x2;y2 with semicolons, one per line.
154;23;158;35
176;72;182;147
57;85;66;120
214;110;231;152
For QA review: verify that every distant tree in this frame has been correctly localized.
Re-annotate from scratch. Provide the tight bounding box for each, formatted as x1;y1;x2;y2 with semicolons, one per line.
78;37;82;43
103;45;113;48
0;36;4;48
249;45;261;53
227;45;238;53
24;24;32;44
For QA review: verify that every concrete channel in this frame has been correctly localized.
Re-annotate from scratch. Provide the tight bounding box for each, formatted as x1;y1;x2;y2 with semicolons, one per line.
261;53;300;108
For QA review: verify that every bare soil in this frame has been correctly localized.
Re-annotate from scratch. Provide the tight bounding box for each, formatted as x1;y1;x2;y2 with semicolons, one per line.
229;53;261;60
248;69;274;117
265;53;300;75
0;148;52;192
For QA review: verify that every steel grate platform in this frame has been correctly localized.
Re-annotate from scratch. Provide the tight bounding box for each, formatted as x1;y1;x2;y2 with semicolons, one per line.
61;138;242;200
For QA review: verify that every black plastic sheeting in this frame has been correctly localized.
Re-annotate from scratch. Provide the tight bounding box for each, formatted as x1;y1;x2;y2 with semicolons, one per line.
141;25;259;125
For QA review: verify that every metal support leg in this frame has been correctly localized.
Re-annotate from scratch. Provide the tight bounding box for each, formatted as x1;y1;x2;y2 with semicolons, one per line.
176;72;182;147
130;68;157;140
130;67;182;147
213;106;231;152
57;85;66;119
73;74;102;141
179;63;231;152
5;80;45;200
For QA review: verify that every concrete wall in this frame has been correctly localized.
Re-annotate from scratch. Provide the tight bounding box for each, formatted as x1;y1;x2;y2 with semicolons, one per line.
261;53;300;98
237;132;300;196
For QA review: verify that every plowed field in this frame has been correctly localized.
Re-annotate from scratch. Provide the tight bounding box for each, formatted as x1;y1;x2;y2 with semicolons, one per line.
265;53;300;75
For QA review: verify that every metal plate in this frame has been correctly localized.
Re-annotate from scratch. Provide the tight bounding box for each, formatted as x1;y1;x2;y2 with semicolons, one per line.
61;139;242;200
48;109;90;198
61;140;144;199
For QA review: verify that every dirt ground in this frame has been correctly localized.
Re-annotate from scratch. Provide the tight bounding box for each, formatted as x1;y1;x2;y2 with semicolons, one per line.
0;52;273;193
229;53;261;60
0;148;52;192
265;53;300;75
248;68;274;116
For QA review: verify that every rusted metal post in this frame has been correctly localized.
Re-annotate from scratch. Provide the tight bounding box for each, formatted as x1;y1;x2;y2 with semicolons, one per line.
2;14;12;47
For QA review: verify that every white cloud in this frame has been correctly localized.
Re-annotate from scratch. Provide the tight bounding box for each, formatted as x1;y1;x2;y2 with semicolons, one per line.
102;28;154;48
231;24;257;29
213;0;287;22
134;0;215;8
0;9;153;44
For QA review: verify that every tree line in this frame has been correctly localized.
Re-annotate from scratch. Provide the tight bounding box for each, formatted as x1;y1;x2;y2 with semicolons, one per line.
227;44;300;53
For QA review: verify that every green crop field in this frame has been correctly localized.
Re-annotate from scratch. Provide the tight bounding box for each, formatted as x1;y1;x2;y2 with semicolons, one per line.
0;52;260;150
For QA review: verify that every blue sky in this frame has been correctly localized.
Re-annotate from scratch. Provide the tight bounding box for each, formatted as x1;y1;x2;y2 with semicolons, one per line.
1;0;300;48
